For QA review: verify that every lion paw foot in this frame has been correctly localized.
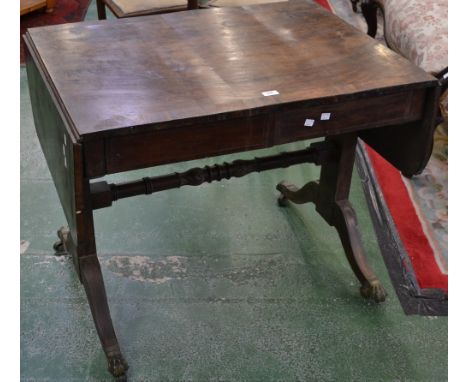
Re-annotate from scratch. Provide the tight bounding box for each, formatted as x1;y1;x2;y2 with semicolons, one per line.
107;353;129;380
360;280;387;303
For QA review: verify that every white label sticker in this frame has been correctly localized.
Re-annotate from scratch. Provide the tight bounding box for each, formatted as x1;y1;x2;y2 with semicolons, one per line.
262;90;279;97
304;119;315;127
320;113;331;120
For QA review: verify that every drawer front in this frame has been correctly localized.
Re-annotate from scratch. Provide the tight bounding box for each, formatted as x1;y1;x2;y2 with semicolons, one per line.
84;90;426;177
105;114;270;174
274;90;426;144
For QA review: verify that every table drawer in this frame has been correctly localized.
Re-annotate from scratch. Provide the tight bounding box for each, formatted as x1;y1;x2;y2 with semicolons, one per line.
274;90;426;144
104;114;270;174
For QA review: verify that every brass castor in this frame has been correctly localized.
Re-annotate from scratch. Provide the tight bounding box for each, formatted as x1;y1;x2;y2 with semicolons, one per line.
108;352;129;381
360;279;387;303
53;226;69;255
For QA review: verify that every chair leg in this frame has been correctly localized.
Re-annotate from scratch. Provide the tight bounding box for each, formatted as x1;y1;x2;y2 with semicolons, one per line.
97;0;107;20
362;0;378;38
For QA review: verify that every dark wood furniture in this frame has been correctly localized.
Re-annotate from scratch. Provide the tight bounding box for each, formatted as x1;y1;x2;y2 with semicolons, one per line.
96;0;199;19
350;0;360;12
24;1;439;379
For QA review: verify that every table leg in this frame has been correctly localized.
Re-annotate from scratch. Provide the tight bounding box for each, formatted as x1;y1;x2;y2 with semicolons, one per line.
53;180;128;381
362;0;378;38
350;0;360;12
80;254;129;381
277;134;387;303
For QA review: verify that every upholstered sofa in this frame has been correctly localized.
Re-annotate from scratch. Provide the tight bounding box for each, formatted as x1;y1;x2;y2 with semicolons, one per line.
361;0;448;118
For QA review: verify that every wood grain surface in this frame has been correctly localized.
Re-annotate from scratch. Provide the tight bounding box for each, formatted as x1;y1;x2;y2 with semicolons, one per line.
25;0;436;141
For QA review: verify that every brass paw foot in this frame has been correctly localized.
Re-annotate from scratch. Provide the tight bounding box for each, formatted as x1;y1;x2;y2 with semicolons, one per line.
53;226;70;255
107;352;129;380
360;279;387;303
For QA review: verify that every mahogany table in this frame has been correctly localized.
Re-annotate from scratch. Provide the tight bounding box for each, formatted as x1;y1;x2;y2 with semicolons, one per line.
24;1;439;379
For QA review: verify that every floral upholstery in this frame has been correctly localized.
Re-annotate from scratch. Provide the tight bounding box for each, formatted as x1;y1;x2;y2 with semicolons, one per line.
379;0;447;74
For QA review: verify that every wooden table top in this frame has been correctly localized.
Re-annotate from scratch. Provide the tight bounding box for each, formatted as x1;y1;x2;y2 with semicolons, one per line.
24;0;435;141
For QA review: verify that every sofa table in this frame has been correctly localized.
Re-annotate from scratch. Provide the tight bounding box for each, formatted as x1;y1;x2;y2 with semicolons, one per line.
24;0;439;379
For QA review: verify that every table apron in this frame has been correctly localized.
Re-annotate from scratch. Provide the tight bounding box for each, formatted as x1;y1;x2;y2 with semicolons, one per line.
84;89;426;178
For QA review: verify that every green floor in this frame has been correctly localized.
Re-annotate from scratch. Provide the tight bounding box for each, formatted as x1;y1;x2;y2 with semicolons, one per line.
20;2;447;381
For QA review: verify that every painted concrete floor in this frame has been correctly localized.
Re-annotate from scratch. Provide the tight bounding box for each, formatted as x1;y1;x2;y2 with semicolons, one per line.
21;1;447;381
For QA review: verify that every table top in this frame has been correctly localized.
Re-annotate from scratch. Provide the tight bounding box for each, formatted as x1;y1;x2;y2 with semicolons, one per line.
25;0;435;140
